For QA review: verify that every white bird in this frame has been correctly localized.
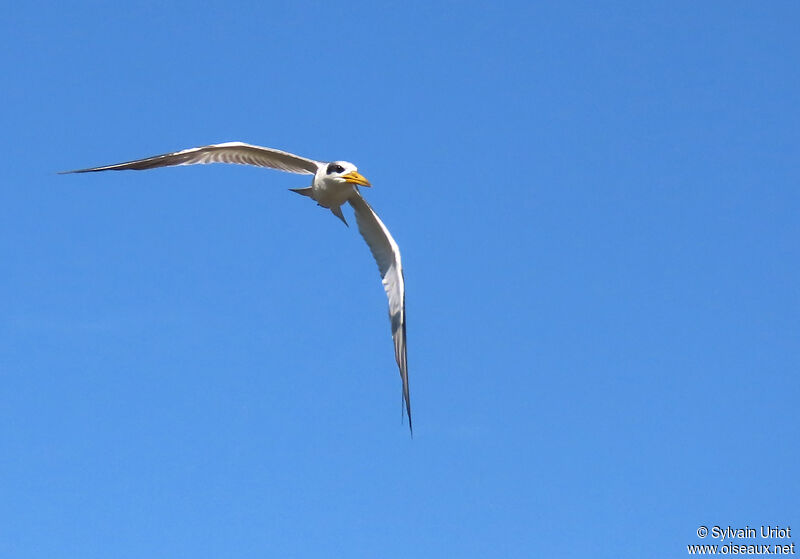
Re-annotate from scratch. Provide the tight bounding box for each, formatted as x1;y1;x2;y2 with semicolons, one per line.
62;141;412;434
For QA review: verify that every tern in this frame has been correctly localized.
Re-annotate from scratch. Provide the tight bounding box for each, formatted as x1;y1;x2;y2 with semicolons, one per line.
62;142;411;433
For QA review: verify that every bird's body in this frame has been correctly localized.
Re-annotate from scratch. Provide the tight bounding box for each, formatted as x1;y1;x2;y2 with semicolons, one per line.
62;142;412;434
313;166;357;208
290;160;370;225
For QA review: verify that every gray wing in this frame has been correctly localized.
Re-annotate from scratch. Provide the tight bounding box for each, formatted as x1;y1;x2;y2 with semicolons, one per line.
61;142;322;175
348;191;411;434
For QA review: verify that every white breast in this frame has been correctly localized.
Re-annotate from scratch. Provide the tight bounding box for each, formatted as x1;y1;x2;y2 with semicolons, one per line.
312;177;356;209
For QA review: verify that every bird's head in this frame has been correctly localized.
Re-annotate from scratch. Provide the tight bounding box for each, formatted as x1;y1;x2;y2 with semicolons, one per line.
324;161;371;187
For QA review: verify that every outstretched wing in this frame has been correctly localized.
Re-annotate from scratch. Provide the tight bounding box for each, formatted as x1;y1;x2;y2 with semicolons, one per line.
61;142;322;175
348;191;411;433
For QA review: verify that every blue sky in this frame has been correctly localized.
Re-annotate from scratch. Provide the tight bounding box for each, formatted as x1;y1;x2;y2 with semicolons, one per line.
1;2;798;557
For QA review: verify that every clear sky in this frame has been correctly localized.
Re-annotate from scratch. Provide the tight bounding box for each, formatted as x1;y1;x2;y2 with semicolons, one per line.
1;2;798;557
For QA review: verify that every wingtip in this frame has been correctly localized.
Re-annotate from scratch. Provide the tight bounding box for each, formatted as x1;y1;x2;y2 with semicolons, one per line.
404;400;413;437
58;168;97;175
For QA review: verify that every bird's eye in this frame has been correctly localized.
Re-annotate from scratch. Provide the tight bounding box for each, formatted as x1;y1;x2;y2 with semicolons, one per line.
327;163;345;174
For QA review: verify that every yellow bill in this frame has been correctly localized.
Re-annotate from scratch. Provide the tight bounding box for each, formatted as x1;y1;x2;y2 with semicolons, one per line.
342;171;371;187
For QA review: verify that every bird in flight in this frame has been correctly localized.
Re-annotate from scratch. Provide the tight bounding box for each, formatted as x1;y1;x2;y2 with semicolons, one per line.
62;141;411;434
